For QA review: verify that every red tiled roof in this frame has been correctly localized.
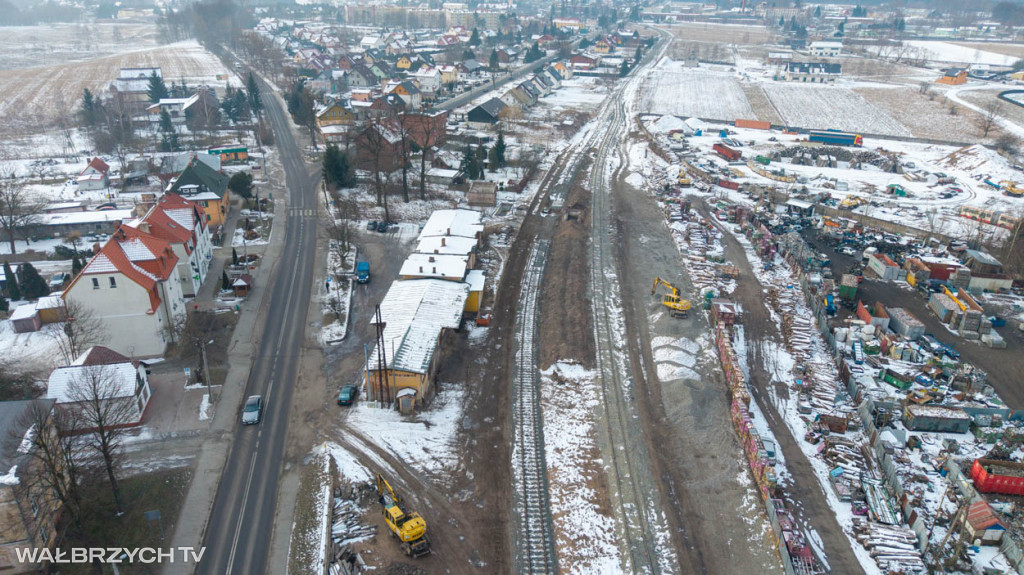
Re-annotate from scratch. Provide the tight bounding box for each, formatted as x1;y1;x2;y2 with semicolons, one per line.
74;225;178;313
83;157;110;175
140;204;194;249
75;346;131;366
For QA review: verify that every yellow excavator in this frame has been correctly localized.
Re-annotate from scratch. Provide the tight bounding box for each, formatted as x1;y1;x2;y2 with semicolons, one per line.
652;277;691;318
376;474;430;557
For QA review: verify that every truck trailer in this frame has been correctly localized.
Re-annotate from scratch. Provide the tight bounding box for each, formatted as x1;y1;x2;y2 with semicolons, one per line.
713;143;742;161
808;130;863;147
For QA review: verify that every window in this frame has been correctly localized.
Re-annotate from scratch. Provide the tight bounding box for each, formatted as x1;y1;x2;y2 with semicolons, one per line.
109;277;117;288
92;278;100;289
39;526;48;545
30;495;39;517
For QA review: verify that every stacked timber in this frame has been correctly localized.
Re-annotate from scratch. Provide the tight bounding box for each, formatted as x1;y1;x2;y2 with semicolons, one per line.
852;519;926;574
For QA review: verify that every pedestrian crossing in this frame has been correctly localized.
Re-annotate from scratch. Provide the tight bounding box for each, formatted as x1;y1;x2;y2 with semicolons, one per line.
288;207;316;217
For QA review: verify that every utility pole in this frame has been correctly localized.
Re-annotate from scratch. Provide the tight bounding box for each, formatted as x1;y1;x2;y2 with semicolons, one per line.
201;338;213;401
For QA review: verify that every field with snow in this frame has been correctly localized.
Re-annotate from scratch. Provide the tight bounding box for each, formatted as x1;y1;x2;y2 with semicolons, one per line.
763;84;911;136
855;86;985;141
0;39;237;136
0;23;160;70
643;60;754;120
906;41;1018;67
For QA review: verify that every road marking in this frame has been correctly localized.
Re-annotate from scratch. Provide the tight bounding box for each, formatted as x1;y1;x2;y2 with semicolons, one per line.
225;438;261;574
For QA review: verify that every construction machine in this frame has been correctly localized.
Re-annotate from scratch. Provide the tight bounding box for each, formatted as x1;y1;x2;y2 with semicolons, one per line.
652;277;692;318
376;474;430;557
1002;180;1024;197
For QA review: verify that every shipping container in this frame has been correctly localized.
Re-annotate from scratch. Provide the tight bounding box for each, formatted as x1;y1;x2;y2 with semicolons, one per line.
972;459;1024;495
735;118;772;130
713;143;742;161
808;130;863;146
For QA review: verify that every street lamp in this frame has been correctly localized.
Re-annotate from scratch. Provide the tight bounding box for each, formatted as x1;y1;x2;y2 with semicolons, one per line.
201;338;214;401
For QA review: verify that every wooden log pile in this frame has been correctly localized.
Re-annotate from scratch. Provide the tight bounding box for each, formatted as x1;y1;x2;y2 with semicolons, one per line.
852;518;926;574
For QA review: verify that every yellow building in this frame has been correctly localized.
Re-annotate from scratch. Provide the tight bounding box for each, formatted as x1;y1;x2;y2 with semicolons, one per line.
316;103;355;127
463;270;485;313
168;160;230;226
366;279;469;411
396;56;412;70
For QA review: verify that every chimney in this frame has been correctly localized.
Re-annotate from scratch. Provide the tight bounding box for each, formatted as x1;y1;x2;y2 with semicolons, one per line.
446;227;451;236
139;221;151;234
441;237;446;247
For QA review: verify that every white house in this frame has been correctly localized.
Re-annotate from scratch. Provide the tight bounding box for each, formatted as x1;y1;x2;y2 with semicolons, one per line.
63;225;186;357
411;67;442;95
129;193;213;298
47;346;152;428
784;61;843;84
77;157;110;191
808;41;843;57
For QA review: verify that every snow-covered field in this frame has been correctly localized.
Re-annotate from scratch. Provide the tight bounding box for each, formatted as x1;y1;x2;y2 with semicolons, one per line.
644;59;755;120
343;384;465;484
0;39;238;135
540;361;621;573
905;41;1019;67
763;84;911;136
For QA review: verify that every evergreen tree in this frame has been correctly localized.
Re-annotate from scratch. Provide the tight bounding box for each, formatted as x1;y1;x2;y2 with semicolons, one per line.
80;89;96;127
221;269;231;290
619;60;630;77
322;144;353;190
232;248;239;266
71;254;83;276
3;262;20;300
228;172;254;200
460;145;481;180
469;28;481;46
634;45;643;62
147;71;169;103
814;5;821;17
159;109;178;151
17;263;49;299
494;131;506;168
0;293;8;313
838;21;846;34
489;49;500;71
221;84;237;122
246;72;263;117
779;15;785;27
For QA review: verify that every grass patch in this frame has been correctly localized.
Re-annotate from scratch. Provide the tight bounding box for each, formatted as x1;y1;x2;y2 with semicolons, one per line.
59;467;193;574
288;453;332;575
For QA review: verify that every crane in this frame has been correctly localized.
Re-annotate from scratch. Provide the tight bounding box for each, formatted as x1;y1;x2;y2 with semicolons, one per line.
376;474;430;557
942;285;967;312
652;277;691;317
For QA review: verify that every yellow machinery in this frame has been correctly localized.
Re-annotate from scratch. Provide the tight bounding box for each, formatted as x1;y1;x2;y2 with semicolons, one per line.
839;196;864;210
652;277;692;317
1001;181;1024;197
678;171;692;187
942;285;967;312
376;474;430;557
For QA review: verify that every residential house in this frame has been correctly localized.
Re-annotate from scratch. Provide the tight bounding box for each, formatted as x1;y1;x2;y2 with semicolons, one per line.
158;152;220;183
388;81;422;109
593;39;614;54
145;93;201;122
46;346;152;428
132;194;213;298
466;180;497;207
437;64;459;86
396;55;413;70
168;159;230;226
467;98;506;129
496;48;517;65
540;66;563;88
783;61;842;83
0;399;61;574
410;67;442;98
808;41;843;57
500;90;523;111
569;54;599;70
360;35;382;50
419;208;483;245
552;17;583;31
317;101;356;128
113;67;161;113
354;122;404;173
63;225;186;357
936;67;968;85
350;88;375;102
77;157;110;191
552;61;573;79
348;65;377;88
35;209;134;240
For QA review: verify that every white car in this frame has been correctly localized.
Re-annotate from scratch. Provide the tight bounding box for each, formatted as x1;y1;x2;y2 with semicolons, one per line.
242;395;263;425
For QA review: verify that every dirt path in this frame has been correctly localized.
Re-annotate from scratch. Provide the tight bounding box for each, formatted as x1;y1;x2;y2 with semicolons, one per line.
610;176;784;573
704;202;867;575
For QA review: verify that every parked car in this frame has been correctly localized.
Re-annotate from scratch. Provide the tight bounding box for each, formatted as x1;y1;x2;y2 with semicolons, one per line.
366;220;377;231
49;272;69;291
242;395;263;425
337;384;359;406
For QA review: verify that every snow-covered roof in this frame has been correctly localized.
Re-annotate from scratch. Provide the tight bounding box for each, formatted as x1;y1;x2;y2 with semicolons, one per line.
47;363;140;404
9;304;38;321
415;234;476;257
465;269;485;292
419;209;482;240
400;253;468;279
426;168;460;179
369;279;469;374
41;209;134;227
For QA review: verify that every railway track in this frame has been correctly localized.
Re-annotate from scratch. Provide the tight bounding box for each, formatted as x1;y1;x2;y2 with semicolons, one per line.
511;242;557;575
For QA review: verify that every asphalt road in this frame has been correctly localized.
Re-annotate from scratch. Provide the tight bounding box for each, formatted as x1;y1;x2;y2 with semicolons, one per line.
196;78;318;575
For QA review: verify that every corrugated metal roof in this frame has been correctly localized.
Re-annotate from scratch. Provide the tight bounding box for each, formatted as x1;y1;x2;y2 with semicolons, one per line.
369;279;469;374
968;501;1004;531
419;209;482;240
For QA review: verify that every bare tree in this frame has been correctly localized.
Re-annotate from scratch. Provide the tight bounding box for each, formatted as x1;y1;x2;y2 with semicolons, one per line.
16;399;87;531
52;298;107;366
980;99;1002;138
64;365;136;516
407;112;443;200
325;196;360;270
174;310;218;386
396;112;412;202
360;113;398;222
0;176;43;255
